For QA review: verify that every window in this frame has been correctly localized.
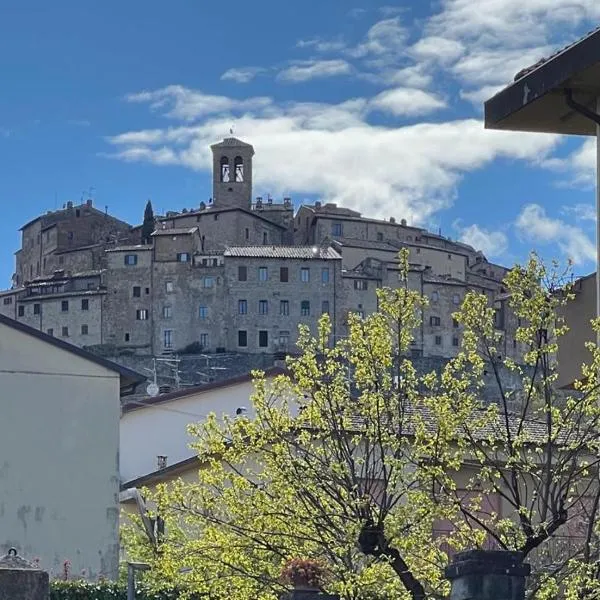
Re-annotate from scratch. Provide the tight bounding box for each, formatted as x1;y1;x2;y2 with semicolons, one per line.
124;333;130;342
239;299;248;314
301;300;310;316
81;324;89;336
259;300;269;315
220;156;230;182
145;287;150;295
59;256;64;265
238;330;248;347
62;326;69;337
452;293;461;305
200;333;209;348
238;266;247;281
164;329;173;349
124;254;138;266
75;209;80;217
322;300;330;315
452;318;459;328
278;331;290;347
263;232;268;245
204;277;214;288
177;253;190;263
377;232;383;241
258;267;268;281
258;330;269;348
321;268;330;283
33;303;40;315
47;328;54;336
280;300;289;316
18;305;24;317
513;339;517;349
81;299;89;311
61;300;69;312
199;305;209;319
435;335;442;346
213;213;219;221
67;231;74;242
136;309;149;320
431;291;439;302
133;286;141;298
354;279;368;290
430;316;441;326
300;267;310;282
166;281;174;293
356;309;365;318
448;253;452;260
2;297;12;305
234;156;244;181
452;336;459;347
331;223;343;237
163;306;172;319
245;228;249;240
280;267;288;282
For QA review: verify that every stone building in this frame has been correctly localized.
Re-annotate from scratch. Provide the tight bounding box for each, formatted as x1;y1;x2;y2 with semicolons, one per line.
0;136;521;377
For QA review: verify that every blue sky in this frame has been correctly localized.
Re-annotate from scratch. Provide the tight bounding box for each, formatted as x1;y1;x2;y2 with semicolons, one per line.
1;0;600;287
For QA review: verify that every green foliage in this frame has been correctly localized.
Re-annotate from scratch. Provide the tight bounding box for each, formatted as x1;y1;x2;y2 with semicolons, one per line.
50;580;191;599
122;251;600;600
141;200;155;245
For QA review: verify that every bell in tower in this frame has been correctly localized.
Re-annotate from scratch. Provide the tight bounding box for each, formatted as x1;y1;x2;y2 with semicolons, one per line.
210;137;254;209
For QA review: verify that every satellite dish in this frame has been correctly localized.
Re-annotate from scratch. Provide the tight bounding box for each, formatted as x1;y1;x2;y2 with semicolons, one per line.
146;383;159;397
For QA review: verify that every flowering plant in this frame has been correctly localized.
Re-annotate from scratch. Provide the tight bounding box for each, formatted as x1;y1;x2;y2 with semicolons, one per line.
281;557;326;588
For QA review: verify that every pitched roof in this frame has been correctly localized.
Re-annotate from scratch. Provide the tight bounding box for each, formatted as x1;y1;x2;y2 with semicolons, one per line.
0;314;145;395
210;137;254;149
224;246;342;260
159;206;286;230
121;455;201;490
105;244;153;253
151;227;198;236
121;366;287;414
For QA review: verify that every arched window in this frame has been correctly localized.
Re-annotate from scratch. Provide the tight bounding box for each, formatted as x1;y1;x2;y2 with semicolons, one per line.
234;156;244;182
220;156;230;183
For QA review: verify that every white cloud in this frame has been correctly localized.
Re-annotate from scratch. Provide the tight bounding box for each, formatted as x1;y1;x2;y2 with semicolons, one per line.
220;67;266;83
296;38;346;53
459;85;504;106
347;17;407;60
126;85;272;121
562;203;596;223
543;138;596;187
409;36;465;65
107;85;559;225
277;59;352;82
369;88;446;117
388;65;433;89
515;204;595;264
457;223;508;258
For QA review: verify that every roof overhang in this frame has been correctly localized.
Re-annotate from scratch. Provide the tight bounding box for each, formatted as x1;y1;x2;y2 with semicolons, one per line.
485;28;600;135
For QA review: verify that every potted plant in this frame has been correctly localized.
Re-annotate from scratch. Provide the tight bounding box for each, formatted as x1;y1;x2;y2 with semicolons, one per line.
281;557;326;591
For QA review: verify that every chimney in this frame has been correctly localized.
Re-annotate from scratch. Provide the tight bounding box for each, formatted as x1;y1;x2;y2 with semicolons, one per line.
390;217;396;223
157;456;167;470
86;199;93;207
400;218;407;226
314;201;322;209
66;201;73;210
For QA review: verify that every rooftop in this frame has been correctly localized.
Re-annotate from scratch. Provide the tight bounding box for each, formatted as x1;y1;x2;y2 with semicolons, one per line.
105;244;153;253
224;246;342;260
0;313;145;394
485;27;600;135
210;136;254;149
151;227;198;236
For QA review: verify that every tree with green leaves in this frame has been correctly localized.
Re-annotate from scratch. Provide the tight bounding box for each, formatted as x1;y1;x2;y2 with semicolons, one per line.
141;200;155;245
123;251;600;600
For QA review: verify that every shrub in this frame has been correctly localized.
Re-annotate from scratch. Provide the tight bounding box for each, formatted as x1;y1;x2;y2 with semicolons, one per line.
50;580;196;600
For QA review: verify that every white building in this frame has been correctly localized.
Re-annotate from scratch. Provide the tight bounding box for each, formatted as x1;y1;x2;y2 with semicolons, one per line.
0;314;143;579
119;366;285;485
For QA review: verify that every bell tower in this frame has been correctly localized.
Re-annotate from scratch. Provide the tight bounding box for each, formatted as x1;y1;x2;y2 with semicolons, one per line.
210;137;254;209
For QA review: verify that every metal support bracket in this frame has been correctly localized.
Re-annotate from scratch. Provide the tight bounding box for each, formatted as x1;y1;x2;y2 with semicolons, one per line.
564;88;600;126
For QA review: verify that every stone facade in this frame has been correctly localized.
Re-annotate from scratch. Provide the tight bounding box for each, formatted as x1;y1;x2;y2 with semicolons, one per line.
1;136;521;383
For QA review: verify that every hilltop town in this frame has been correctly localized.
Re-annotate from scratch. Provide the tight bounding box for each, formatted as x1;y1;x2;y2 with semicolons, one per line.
0;137;520;386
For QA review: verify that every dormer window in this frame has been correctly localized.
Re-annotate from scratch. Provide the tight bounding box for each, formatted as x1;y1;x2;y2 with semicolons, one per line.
220;156;230;183
234;156;244;182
